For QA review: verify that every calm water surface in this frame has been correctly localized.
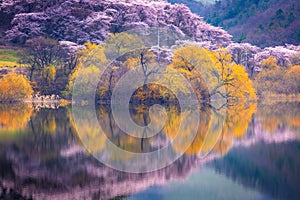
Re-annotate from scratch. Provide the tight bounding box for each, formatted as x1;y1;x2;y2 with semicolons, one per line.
0;102;299;200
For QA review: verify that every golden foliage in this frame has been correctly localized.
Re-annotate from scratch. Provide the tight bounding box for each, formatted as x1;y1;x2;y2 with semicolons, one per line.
260;56;280;70
43;65;56;83
212;48;257;101
168;46;213;100
284;65;300;94
287;65;300;74
169;46;257;102
72;65;100;99
0;72;33;101
123;57;140;70
64;42;106;97
255;64;300;96
254;68;284;95
104;32;145;58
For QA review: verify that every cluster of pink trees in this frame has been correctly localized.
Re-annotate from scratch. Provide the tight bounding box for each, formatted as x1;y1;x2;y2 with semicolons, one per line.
1;0;232;46
253;45;299;67
226;42;300;77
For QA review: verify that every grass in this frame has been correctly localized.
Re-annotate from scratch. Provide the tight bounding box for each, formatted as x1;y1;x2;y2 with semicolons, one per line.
0;48;23;67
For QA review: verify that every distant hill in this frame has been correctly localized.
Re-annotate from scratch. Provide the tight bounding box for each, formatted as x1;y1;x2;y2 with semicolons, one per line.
168;0;205;14
169;0;300;47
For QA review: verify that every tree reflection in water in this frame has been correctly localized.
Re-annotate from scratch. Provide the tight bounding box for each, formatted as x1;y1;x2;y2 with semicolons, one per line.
0;102;300;199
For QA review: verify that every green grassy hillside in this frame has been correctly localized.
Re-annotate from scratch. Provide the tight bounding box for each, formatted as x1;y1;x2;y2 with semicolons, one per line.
0;48;22;67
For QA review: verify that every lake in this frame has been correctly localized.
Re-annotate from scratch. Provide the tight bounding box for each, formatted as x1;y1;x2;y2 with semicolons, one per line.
0;102;300;200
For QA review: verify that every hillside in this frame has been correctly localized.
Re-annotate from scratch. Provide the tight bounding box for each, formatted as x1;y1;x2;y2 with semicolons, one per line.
169;0;300;47
0;0;231;47
1;0;299;47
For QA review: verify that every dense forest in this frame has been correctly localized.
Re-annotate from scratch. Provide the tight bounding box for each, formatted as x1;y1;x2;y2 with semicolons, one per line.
169;0;300;47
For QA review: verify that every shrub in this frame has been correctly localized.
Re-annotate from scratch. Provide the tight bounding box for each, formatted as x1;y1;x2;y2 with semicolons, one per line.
0;72;33;102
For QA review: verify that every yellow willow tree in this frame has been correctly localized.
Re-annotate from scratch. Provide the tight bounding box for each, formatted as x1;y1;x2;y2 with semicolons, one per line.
66;33;145;100
284;65;300;94
104;32;144;58
0;72;33;102
166;46;212;100
254;56;285;95
169;46;257;102
260;56;280;70
63;42;106;98
98;33;145;100
212;102;257;155
211;48;257;101
117;49;176;101
42;65;56;84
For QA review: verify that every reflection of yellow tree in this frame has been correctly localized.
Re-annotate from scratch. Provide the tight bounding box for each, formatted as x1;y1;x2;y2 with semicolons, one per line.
98;106;147;154
184;107;211;155
74;102;257;160
72;108;107;154
163;106;181;139
257;103;300;133
163;105;212;155
0;104;34;134
200;112;224;154
226;103;257;138
261;117;280;133
213;102;257;155
257;104;284;133
288;117;300;128
164;103;256;156
79;120;107;154
43;117;57;134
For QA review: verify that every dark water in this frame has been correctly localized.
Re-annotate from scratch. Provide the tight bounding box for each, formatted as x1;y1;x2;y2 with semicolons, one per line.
0;102;299;200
